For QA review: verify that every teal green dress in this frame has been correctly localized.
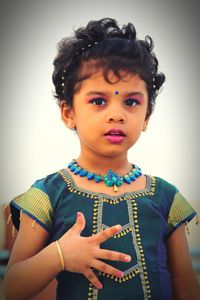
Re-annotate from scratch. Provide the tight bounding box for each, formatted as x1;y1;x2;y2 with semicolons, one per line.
10;169;197;300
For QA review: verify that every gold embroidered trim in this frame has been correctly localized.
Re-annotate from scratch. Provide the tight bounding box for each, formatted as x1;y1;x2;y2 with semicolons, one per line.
99;267;140;283
185;221;190;234
101;223;134;239
12;187;53;230
59;170;156;202
167;192;196;229
92;200;101;235
129;197;151;299
87;200;102;299
19;209;23;221
87;283;98;300
91;196;151;298
113;226;132;238
59;170;99;200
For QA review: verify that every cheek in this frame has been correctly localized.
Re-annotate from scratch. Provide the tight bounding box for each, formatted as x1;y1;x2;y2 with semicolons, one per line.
77;111;100;124
129;114;146;131
74;116;93;133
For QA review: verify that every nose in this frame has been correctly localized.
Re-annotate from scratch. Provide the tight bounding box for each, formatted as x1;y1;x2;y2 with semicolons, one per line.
106;111;125;124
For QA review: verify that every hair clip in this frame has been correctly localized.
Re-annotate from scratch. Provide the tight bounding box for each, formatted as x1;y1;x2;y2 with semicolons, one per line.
61;42;99;95
152;76;156;89
78;41;99;55
61;70;66;94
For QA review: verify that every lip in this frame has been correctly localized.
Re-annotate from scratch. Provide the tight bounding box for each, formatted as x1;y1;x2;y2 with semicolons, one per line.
104;128;126;144
105;129;126;136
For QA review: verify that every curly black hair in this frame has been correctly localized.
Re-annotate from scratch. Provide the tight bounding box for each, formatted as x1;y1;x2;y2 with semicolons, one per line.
52;18;165;117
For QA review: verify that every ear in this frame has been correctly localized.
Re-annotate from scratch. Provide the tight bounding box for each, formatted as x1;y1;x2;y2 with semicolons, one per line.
60;101;76;129
142;118;149;132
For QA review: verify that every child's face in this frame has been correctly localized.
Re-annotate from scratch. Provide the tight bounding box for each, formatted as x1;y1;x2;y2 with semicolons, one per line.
62;69;149;159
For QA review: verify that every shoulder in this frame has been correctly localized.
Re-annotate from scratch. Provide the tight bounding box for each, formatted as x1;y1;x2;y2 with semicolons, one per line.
147;175;181;217
151;176;197;236
10;169;67;232
151;175;178;204
31;170;66;195
23;170;67;210
23;169;69;212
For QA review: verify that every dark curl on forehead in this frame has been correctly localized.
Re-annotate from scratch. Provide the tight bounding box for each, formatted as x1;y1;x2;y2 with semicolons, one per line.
52;17;165;118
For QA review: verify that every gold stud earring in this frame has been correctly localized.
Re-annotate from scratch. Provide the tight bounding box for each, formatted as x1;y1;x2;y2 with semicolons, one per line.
143;123;147;131
67;122;75;129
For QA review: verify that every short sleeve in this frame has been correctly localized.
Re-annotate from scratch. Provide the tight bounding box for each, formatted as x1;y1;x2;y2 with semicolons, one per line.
166;191;197;236
10;186;53;233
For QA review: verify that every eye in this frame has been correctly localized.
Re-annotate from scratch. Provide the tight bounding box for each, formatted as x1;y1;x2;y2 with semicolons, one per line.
124;98;140;107
90;98;106;106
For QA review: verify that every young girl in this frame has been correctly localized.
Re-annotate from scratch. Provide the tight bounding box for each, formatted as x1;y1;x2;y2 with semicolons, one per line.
3;18;200;300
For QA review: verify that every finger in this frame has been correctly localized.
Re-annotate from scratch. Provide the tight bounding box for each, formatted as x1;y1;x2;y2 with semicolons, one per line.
92;225;121;244
96;249;131;263
70;212;86;235
83;268;103;290
92;259;124;278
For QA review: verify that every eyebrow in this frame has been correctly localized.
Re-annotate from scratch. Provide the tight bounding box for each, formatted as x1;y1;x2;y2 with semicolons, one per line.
85;90;144;97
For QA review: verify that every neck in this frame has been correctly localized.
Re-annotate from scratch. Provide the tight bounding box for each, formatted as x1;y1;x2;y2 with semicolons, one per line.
76;152;131;175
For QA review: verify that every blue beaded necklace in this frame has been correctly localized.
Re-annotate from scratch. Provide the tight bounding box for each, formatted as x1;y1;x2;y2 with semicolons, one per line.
68;160;142;192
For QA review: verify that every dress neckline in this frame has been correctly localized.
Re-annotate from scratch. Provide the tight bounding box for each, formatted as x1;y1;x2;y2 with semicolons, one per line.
59;168;155;200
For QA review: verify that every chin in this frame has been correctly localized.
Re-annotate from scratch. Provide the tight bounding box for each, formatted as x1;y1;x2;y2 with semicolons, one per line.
101;148;129;158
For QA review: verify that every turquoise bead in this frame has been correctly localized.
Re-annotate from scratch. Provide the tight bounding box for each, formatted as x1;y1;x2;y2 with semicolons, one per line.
129;173;136;180
80;169;88;177
74;167;82;175
112;176;117;183
68;161;75;168
94;175;102;182
87;173;94;180
123;175;131;184
105;180;112;186
116;180;123;187
69;164;77;171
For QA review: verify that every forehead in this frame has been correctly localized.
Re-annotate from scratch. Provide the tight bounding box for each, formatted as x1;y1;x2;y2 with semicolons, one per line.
77;68;147;94
80;61;135;82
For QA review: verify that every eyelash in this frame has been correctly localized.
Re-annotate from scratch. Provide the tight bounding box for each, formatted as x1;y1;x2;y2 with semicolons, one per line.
89;97;141;107
89;98;106;106
124;98;140;107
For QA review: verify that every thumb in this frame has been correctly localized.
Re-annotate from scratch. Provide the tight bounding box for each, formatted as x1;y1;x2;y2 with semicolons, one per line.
72;212;86;235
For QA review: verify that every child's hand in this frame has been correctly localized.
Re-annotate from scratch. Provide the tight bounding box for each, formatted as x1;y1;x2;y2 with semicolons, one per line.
58;212;131;289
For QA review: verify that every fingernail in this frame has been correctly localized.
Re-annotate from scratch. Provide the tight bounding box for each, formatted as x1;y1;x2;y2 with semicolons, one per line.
77;212;81;218
97;283;103;289
117;271;124;277
124;256;131;262
115;225;121;232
